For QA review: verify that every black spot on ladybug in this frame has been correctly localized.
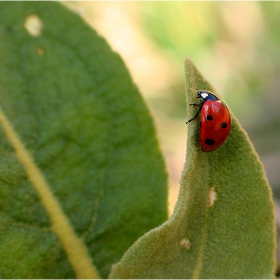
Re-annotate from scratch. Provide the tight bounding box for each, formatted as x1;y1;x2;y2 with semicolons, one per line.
221;122;227;128
205;139;215;145
206;115;213;121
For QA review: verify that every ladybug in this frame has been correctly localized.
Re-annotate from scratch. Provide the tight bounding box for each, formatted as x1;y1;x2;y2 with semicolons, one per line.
186;90;231;152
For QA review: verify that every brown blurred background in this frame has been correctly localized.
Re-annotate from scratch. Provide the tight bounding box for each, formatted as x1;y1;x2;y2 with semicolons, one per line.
64;2;280;225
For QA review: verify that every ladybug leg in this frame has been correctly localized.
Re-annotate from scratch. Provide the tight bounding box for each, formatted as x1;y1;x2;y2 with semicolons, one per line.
189;99;203;106
186;105;202;124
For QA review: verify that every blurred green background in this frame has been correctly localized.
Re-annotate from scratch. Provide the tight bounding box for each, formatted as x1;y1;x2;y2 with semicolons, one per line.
65;2;280;221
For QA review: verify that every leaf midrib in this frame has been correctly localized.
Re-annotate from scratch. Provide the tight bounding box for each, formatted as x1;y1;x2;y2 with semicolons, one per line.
0;107;101;279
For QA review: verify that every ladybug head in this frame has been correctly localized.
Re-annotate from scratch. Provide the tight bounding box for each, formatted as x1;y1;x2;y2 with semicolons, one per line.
197;90;218;101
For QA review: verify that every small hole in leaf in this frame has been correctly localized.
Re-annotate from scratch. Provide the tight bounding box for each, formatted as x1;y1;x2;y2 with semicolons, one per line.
209;186;217;207
179;238;191;250
24;15;43;37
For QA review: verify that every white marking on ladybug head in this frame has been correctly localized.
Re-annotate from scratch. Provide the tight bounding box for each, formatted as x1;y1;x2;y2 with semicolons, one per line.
201;92;208;99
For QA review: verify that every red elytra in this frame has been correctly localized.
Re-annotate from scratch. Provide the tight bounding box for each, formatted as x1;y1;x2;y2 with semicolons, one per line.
186;90;231;152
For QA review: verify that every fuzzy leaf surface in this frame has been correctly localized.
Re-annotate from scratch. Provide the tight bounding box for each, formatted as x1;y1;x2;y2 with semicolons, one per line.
0;2;168;278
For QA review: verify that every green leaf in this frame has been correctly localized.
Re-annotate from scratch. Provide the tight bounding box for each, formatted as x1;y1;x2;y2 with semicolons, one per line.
0;2;168;278
109;58;276;278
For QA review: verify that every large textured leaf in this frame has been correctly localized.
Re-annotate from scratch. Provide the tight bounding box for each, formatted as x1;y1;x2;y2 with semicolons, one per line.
110;58;276;278
0;2;168;278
